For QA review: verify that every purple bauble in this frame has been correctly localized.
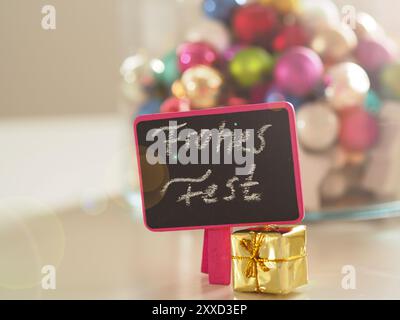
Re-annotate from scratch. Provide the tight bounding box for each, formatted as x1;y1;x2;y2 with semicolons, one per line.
355;38;396;72
274;46;323;97
177;42;219;72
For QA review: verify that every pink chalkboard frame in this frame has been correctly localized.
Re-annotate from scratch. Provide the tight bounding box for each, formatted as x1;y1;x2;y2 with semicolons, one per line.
133;102;304;232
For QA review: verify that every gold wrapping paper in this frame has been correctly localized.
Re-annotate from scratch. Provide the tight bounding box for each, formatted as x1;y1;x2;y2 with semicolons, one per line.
231;225;308;294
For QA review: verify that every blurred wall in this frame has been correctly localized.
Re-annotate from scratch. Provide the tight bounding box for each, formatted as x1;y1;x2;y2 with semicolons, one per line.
0;0;119;117
0;0;399;118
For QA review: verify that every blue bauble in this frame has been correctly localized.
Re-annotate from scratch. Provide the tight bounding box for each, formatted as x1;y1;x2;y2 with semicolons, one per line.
286;95;304;109
264;87;303;108
136;99;162;116
265;87;285;102
202;0;241;22
265;91;285;103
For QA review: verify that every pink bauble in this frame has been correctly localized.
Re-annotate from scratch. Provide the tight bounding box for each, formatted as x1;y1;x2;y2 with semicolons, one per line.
339;107;379;151
274;46;323;97
355;38;396;72
177;42;219;72
160;97;190;113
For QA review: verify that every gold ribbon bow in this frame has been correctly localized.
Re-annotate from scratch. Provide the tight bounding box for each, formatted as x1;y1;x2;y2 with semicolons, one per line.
239;233;270;278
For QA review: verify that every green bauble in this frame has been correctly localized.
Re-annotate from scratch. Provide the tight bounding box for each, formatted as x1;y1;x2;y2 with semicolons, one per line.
229;47;274;88
380;62;400;100
153;50;180;87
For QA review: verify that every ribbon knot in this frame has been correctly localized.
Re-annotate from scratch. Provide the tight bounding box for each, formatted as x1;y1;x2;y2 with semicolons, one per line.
240;233;270;279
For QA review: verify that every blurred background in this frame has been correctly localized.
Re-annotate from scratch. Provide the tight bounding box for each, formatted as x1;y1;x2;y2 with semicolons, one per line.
2;0;400;117
1;0;400;299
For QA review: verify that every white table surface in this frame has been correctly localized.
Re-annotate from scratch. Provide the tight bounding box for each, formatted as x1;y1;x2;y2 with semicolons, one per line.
1;196;400;300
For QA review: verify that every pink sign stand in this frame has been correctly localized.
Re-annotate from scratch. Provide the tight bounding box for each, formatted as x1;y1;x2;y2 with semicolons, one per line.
201;228;232;285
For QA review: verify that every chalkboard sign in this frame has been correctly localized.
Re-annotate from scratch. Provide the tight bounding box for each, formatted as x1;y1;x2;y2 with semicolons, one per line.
134;102;304;231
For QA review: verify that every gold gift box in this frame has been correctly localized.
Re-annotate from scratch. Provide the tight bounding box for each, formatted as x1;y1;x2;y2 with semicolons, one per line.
231;225;308;294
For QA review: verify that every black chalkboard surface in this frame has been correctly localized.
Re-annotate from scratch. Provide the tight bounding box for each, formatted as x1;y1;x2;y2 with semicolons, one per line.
134;102;304;231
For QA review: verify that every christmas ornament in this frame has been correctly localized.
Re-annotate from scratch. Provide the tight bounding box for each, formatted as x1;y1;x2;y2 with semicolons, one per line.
223;44;244;62
171;80;186;99
202;0;241;22
232;3;279;44
298;145;332;211
285;95;303;109
274;46;323;96
120;53;150;85
355;38;396;72
180;65;223;108
160;97;190;113
120;81;147;105
152;50;180;87
380;62;400;100
137;98;162;116
364;90;382;114
186;18;231;52
354;12;385;40
264;86;285;103
333;146;367;168
311;23;357;63
362;102;400;199
250;82;271;104
299;0;340;33
339;107;379;151
259;0;300;14
124;0;400;213
320;169;349;201
229;47;274;87
226;96;247;106
263;87;303;108
273;24;310;53
297;102;339;151
177;42;219;72
325;62;370;110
